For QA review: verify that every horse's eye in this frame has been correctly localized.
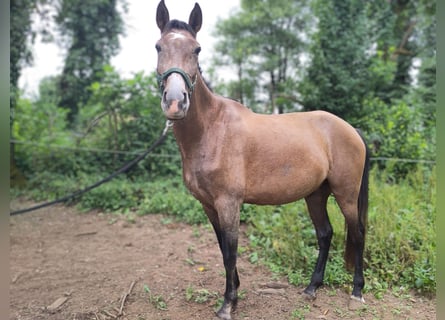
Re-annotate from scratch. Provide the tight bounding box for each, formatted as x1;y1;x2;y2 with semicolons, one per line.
194;47;201;55
155;44;162;52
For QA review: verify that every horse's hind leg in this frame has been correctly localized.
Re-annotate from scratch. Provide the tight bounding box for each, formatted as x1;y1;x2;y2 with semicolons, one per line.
334;193;366;304
303;182;332;299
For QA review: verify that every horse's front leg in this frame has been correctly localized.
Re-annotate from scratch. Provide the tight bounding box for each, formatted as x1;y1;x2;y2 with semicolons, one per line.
217;228;240;319
203;201;241;320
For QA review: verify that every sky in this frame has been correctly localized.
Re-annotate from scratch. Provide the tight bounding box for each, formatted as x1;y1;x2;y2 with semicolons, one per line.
19;0;241;97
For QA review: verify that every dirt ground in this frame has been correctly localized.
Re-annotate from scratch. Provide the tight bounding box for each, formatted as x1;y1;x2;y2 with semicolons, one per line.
10;200;436;320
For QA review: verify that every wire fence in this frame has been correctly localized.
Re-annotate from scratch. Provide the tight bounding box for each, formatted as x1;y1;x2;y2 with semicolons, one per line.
10;139;181;159
10;139;436;164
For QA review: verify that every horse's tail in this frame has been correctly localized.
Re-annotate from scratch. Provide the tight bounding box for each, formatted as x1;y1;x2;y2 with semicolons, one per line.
345;130;370;271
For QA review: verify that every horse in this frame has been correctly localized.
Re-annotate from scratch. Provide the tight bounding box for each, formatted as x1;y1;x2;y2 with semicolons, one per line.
154;1;370;319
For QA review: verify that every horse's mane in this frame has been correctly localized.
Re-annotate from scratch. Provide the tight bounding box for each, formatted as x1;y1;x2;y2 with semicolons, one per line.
163;19;197;38
197;64;213;92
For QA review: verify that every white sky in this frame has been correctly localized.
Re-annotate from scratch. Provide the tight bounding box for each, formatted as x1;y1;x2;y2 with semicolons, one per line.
19;0;240;97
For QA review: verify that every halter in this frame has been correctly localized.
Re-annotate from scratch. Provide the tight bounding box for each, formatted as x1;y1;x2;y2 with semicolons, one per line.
156;67;197;97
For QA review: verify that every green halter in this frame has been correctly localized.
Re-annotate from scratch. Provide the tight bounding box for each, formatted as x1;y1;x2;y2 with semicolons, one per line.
156;68;197;97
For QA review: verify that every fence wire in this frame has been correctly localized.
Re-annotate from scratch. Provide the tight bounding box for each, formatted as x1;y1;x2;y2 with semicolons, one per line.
10;140;435;164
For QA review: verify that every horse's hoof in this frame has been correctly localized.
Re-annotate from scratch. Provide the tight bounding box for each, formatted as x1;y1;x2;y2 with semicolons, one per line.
215;311;232;320
301;290;316;301
348;295;366;310
216;304;232;320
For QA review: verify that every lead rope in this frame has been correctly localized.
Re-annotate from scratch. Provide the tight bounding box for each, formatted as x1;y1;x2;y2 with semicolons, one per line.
10;120;173;216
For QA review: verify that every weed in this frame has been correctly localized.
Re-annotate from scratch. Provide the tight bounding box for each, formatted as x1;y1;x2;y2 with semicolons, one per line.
291;304;310;319
237;289;247;300
185;285;219;304
143;284;168;311
249;252;259;264
185;285;194;302
327;288;337;297
187;245;195;254
125;213;136;224
160;217;173;225
185;258;196;266
192;226;201;238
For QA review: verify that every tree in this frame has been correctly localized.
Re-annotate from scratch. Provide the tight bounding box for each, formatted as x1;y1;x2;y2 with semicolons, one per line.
362;0;436;176
10;0;55;116
55;0;127;125
10;0;34;114
10;0;36;185
213;0;312;113
299;0;371;126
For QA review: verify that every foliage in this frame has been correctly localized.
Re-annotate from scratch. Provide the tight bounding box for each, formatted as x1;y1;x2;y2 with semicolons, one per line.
10;0;35;115
363;97;435;178
12;80;73;177
77;66;181;177
55;0;127;124
298;0;372;126
137;178;206;224
12;67;181;180
213;0;312;112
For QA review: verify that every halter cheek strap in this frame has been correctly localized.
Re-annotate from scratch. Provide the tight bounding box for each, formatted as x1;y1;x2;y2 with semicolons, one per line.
156;67;197;97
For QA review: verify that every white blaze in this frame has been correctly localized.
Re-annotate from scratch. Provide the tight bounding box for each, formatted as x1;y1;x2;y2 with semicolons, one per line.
169;32;186;40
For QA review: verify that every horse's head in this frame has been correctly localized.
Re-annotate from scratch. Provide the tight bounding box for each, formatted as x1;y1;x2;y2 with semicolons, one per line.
155;0;202;120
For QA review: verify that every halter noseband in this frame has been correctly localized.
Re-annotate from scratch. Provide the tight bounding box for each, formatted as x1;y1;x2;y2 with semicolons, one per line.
156;67;197;97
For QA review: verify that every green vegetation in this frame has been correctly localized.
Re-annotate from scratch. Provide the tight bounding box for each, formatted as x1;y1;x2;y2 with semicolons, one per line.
143;285;168;311
185;286;219;304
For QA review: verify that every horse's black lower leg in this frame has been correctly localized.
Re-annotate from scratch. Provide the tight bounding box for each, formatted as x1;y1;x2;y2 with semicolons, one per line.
304;223;332;298
216;229;239;320
303;187;332;299
203;204;240;320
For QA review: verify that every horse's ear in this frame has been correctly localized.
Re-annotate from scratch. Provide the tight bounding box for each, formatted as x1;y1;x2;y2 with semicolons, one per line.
156;0;170;32
188;3;202;34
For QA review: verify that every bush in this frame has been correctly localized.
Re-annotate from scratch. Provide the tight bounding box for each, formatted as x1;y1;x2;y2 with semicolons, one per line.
363;97;435;179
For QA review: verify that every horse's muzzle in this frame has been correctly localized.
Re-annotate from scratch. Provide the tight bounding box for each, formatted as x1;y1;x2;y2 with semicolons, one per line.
162;97;189;120
161;74;190;120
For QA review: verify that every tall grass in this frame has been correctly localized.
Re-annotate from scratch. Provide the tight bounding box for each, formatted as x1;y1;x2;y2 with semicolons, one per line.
12;166;435;295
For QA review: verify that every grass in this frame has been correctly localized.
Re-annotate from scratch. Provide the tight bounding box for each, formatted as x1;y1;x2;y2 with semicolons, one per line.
11;165;436;296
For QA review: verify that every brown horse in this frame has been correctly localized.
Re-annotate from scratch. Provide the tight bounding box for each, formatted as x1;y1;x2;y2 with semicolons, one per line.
155;1;369;319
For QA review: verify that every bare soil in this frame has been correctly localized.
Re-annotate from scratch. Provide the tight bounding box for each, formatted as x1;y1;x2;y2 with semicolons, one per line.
10;200;436;320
